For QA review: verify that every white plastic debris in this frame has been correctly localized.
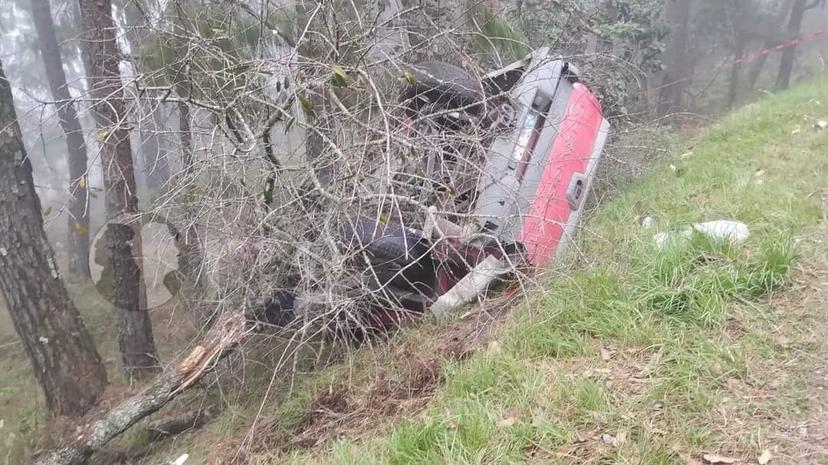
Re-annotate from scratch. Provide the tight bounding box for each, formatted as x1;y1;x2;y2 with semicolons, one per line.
653;230;684;248
641;216;655;230
816;120;828;131
654;220;750;249
694;220;750;243
168;454;189;465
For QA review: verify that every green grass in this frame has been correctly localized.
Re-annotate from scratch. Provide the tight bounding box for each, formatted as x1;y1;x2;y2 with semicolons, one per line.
253;79;828;464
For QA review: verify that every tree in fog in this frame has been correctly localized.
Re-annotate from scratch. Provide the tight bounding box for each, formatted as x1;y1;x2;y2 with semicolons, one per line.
747;0;794;89
657;0;692;115
0;59;107;416
77;0;159;379
30;0;92;277
115;0;171;194
775;0;826;90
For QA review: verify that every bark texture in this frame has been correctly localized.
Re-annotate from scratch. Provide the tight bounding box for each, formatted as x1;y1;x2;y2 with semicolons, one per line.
77;0;160;379
34;312;248;465
0;59;107;416
30;0;91;277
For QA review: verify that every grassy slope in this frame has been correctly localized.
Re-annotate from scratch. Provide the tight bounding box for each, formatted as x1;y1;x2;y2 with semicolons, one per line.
255;79;828;464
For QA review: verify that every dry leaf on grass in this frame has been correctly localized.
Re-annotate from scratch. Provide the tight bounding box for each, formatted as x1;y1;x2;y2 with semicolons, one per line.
703;453;737;464
757;449;772;465
575;430;598;443
600;347;614;361
487;341;502;354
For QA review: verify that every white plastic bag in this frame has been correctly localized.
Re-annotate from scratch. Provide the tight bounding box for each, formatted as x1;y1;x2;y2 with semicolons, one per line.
654;220;749;248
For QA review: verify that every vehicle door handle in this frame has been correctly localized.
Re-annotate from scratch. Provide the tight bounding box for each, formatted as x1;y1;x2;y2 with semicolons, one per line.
567;173;586;210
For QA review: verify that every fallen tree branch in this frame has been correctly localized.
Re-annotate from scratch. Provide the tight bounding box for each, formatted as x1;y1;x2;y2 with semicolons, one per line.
35;312;251;465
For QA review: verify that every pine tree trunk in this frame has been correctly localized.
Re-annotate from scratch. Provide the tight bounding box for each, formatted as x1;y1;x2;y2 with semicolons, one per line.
747;0;793;89
77;0;160;380
138;111;170;193
775;0;811;91
30;0;91;278
728;33;747;109
117;0;170;193
657;0;692;116
175;100;205;306
0;59;107;417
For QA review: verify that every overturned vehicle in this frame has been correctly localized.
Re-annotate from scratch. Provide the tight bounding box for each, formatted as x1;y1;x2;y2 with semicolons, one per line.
257;47;610;333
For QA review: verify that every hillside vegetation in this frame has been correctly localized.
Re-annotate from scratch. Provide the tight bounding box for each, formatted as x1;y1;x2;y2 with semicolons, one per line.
246;78;828;465
4;79;828;465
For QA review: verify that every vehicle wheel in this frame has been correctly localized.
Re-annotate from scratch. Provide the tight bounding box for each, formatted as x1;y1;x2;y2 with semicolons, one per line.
400;61;483;116
339;217;437;302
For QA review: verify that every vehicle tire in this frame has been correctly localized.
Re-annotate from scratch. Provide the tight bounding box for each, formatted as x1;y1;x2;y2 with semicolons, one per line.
400;61;483;116
339;217;437;302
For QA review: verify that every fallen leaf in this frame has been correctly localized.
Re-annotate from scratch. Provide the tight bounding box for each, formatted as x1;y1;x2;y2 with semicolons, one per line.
73;222;87;235
601;433;616;445
682;453;706;465
600;347;613;361
497;416;517;428
43;206;52;217
299;95;315;119
403;71;417;85
77;176;87;189
702;453;737;464
757;449;772;465
488;340;502;354
330;64;350;87
574;430;596;443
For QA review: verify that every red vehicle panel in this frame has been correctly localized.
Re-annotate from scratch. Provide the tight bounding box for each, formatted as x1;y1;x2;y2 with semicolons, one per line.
519;83;604;267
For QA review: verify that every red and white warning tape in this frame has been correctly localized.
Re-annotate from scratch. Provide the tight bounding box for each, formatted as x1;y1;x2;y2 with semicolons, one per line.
651;29;828;92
